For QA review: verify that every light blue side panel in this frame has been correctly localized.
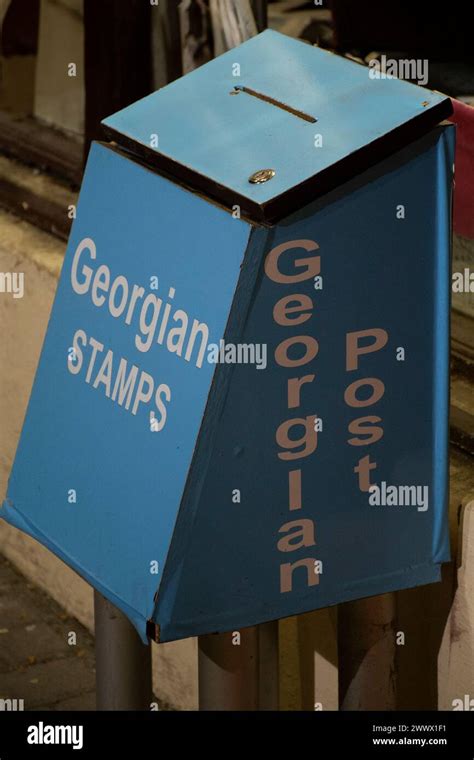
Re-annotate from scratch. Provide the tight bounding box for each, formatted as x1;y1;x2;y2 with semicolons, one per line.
2;143;252;641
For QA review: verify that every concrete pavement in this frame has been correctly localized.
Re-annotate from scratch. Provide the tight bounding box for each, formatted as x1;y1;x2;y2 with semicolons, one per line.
0;553;96;710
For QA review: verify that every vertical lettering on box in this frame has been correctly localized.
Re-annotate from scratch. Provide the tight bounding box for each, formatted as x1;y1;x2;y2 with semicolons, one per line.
265;239;321;595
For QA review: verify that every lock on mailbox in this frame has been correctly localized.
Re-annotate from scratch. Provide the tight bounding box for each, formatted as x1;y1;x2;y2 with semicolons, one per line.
2;30;455;643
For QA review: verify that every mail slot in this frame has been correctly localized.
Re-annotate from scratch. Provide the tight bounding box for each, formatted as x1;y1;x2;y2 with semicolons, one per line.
1;30;455;643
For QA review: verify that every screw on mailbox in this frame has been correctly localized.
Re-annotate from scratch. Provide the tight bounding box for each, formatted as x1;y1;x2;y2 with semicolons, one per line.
249;169;276;184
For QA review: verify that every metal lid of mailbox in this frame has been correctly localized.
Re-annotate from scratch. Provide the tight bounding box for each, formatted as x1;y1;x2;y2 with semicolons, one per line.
102;29;452;224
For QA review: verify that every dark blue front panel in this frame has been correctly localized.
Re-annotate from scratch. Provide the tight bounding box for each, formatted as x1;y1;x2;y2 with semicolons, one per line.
156;127;454;641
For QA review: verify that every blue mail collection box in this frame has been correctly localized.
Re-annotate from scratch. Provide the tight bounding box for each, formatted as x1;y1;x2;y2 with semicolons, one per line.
2;31;454;643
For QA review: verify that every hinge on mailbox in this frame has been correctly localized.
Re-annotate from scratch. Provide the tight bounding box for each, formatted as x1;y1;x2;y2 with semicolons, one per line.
146;620;161;643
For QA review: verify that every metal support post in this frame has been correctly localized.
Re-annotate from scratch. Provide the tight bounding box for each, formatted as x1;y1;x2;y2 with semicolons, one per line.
94;591;153;710
199;620;278;710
